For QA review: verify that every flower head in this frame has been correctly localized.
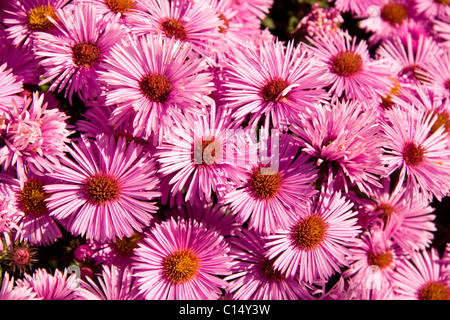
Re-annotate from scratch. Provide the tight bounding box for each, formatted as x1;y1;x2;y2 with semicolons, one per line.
132;217;233;300
45;134;160;241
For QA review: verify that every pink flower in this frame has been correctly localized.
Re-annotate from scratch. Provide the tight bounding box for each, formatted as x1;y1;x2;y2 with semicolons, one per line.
33;3;128;103
132;217;233;300
221;38;327;129
224;134;318;235
291;99;386;195
44;134;160;241
392;248;450;299
380;106;450;201
0;91;71;179
0;170;63;246
99;33;214;142
15;268;79;300
0;272;38;300
0;63;23;108
265;191;361;284
307;30;393;102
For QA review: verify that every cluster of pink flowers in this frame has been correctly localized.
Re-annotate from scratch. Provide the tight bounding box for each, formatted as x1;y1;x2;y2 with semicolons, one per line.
0;0;450;300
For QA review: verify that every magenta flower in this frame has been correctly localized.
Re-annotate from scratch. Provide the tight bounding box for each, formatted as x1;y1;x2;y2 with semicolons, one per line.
376;34;440;89
224;134;318;235
132;217;233;300
0;171;63;246
155;109;257;207
2;0;70;46
99;33;214;142
350;178;437;253
265;191;361;284
225;228;310;300
75;265;143;300
221;38;328;129
127;0;224;61
392;248;450;300
343;228;405;299
15;268;79;300
33;3;128;103
0;92;71;179
307;30;393;102
380;106;450;201
291;99;386;195
44;134;161;241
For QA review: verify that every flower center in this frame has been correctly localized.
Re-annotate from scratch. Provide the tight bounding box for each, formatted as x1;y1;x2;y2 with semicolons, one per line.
163;249;200;284
292;215;328;250
331;50;363;77
113;232;143;257
260;78;289;102
368;251;393;270
399;64;428;83
260;258;284;281
161;18;187;41
18;179;49;217
12;248;30;265
380;3;408;26
72;42;101;68
375;203;397;223
193;138;220;165
429;111;450;136
419;281;450;300
248;167;283;200
218;13;230;34
27;5;58;31
106;0;134;13
402;142;425;167
84;173;120;205
139;73;172;103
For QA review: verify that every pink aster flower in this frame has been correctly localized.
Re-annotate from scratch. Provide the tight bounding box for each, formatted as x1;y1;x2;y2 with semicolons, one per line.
225;228;310;300
155;109;257;207
127;0;223;61
99;33;214;142
44;134;161;241
33;3;128;103
0;91;71;179
376;34;441;90
434;12;450;48
229;0;273;37
75;265;143;300
0;272;38;300
349;177;437;253
0;171;63;246
265;190;361;284
2;0;70;46
427;50;450;99
358;0;418;46
0;63;23;108
221;38;328;129
15;268;79;300
380;106;450;201
224;133;318;235
132;217;233;300
307;30;393;102
392;248;450;300
291;99;386;195
342;228;406;299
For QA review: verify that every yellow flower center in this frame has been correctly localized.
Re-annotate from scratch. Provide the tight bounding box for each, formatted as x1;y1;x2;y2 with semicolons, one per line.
163;249;200;284
27;5;58;31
